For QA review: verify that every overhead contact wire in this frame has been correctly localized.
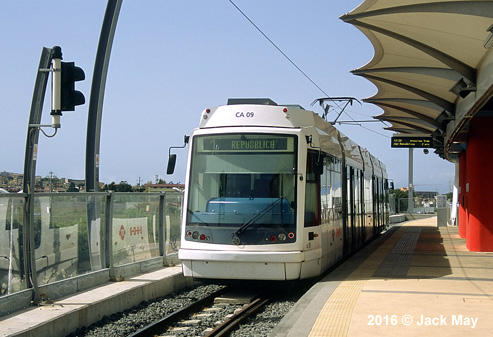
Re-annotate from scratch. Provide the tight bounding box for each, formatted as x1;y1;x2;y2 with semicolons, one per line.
228;0;389;138
228;0;330;98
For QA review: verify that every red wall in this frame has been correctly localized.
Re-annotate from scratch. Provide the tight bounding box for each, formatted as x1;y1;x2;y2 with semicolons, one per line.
458;151;467;238
465;116;493;251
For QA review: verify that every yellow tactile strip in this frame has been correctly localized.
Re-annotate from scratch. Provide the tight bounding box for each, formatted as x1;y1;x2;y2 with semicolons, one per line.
308;227;406;337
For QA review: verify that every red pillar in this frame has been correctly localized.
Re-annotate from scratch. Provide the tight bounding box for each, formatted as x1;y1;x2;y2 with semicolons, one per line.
465;116;493;252
458;151;467;238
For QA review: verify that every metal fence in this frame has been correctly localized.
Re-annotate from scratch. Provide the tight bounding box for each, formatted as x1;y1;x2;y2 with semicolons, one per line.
389;195;438;215
0;191;183;316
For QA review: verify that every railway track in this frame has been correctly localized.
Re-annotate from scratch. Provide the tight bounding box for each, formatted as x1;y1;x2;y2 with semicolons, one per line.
128;287;271;337
205;296;271;337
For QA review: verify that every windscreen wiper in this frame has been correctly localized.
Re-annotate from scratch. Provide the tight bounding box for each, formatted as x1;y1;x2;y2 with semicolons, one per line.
235;197;283;236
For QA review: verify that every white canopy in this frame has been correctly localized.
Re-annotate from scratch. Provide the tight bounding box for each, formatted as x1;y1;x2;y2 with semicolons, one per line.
341;0;493;160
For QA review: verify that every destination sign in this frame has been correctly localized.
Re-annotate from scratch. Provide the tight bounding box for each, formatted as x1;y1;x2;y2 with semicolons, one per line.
391;136;432;148
203;138;289;151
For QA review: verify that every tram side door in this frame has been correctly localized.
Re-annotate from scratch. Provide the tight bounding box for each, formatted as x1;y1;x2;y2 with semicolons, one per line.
344;166;355;253
302;151;322;277
373;176;381;234
353;169;363;248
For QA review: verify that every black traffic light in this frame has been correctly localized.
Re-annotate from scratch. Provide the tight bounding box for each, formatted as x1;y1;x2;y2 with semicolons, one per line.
60;61;85;111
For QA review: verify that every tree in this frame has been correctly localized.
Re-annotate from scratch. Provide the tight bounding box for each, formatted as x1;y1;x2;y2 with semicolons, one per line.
102;182;117;191
67;181;79;192
390;188;408;200
390;188;411;213
116;181;133;192
132;184;145;192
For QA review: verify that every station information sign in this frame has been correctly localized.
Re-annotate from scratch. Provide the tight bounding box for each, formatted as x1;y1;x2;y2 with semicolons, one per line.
391;136;432;148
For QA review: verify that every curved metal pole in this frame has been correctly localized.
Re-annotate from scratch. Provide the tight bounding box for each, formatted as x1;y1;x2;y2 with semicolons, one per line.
23;47;53;300
85;0;122;271
86;0;122;192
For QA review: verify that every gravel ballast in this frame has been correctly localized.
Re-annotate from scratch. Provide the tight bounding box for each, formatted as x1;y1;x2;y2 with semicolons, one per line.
66;282;306;337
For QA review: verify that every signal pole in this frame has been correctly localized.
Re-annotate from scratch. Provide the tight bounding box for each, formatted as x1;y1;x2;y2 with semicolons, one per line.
23;46;85;302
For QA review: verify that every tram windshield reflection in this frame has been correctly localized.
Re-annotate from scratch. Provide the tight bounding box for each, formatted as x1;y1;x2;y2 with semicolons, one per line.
186;134;297;243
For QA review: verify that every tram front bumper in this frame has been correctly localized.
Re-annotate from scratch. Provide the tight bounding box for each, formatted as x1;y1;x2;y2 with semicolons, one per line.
179;249;304;281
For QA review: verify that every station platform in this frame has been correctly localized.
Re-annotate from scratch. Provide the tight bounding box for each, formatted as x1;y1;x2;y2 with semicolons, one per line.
272;217;493;337
0;266;194;337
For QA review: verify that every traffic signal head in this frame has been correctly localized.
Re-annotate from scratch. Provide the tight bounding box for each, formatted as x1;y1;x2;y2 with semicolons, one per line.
60;61;85;111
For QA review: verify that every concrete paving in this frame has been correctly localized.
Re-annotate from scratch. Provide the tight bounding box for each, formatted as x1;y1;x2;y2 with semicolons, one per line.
272;217;493;337
0;266;193;337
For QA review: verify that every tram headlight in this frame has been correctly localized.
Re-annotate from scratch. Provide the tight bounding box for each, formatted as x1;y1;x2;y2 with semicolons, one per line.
192;231;199;239
278;233;287;241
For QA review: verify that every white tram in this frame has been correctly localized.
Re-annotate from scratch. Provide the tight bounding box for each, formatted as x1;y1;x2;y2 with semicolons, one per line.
175;99;389;281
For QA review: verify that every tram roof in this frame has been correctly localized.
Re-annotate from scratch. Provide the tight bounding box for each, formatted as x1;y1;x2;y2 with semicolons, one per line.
198;100;387;176
341;0;493;161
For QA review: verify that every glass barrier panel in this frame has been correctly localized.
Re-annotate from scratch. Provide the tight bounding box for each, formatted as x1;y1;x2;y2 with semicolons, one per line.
33;194;106;286
164;192;183;255
112;194;160;266
0;195;27;296
395;197;438;214
85;194;107;272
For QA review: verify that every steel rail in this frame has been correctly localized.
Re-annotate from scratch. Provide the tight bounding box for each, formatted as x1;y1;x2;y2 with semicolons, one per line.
128;287;228;337
205;296;271;337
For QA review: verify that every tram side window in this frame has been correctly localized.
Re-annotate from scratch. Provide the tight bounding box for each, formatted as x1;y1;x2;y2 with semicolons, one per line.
384;178;390;220
321;156;330;224
321;155;341;223
364;172;373;216
305;151;321;227
332;159;342;208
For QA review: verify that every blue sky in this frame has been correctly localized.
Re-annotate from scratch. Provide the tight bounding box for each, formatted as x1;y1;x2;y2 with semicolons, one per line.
0;1;454;193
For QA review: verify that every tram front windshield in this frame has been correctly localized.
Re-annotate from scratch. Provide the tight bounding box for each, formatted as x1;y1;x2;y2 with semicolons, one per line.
186;134;297;244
